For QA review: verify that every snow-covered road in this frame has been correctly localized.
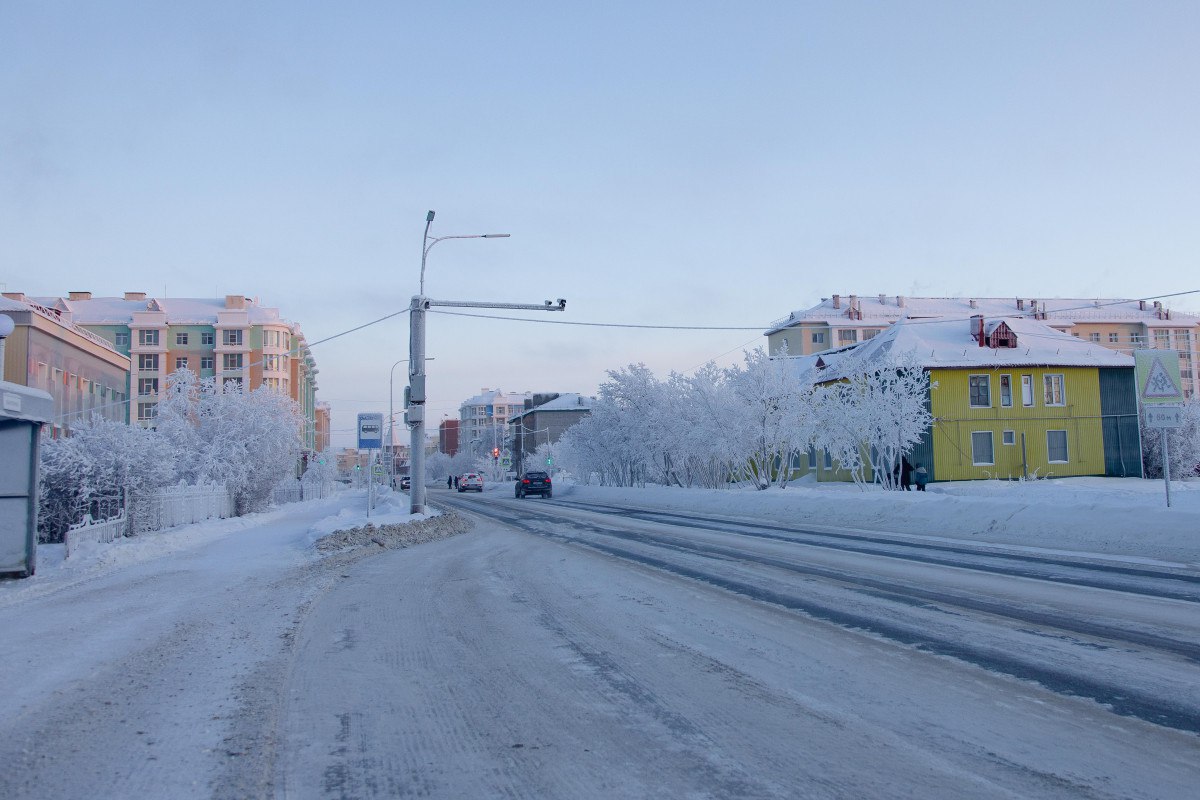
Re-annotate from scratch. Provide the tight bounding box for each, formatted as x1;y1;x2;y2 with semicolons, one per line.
2;483;1199;798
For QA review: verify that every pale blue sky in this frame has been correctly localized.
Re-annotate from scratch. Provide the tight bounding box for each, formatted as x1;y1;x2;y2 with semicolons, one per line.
3;1;1198;447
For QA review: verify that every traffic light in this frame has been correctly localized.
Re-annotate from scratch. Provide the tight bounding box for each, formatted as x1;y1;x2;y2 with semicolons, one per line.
546;457;553;465
492;447;500;460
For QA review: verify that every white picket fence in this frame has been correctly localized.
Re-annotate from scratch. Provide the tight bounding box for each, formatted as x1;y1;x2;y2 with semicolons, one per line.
63;484;234;557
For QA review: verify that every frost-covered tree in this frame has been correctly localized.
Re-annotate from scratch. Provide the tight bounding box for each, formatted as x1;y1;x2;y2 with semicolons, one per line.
38;415;176;539
1142;399;1200;480
812;347;933;489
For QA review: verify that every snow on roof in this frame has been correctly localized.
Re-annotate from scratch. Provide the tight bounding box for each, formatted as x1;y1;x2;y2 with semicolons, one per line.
35;296;291;326
817;316;1134;376
509;393;594;420
766;296;1197;334
461;388;532;407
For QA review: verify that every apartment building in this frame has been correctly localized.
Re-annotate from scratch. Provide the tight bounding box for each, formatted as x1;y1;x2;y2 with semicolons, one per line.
508;393;593;475
459;388;532;455
29;292;321;448
767;295;1199;398
1;294;130;436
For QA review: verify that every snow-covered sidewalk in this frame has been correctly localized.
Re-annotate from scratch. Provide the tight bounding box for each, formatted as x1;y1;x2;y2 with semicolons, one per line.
555;475;1200;567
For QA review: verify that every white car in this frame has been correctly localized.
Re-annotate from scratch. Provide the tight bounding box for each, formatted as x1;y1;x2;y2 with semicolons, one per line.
457;473;484;493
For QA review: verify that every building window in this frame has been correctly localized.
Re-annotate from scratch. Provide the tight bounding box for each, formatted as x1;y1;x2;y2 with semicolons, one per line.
1087;332;1099;343
138;329;159;346
175;357;188;371
1021;375;1034;407
811;332;825;344
1155;330;1170;348
223;353;243;371
137;402;157;421
176;332;189;346
223;377;243;390
1131;334;1147;347
200;356;215;371
138;378;159;396
969;375;991;408
1047;430;1068;463
1002;430;1016;446
115;331;130;347
1109;332;1120;343
999;374;1012;408
837;329;857;344
1043;374;1065;406
223;329;243;346
863;329;878;340
971;431;994;465
138;354;159;371
201;331;215;346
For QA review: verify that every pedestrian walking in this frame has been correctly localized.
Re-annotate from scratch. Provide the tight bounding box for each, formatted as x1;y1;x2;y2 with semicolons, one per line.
453;475;459;489
914;463;929;491
900;458;913;491
447;475;453;489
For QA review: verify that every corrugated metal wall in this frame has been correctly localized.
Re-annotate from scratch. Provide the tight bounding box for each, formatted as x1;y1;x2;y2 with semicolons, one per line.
1098;367;1143;477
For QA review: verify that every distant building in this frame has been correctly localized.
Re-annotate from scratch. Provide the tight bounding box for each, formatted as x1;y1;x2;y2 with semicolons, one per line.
439;418;461;456
315;402;331;453
459;388;532;456
766;295;1199;398
25;292;321;449
1;294;130;436
508;393;594;474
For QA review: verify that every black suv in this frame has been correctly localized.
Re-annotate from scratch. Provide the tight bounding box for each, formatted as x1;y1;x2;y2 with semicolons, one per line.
515;471;552;499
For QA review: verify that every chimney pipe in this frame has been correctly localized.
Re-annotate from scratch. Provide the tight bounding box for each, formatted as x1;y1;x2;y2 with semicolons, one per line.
1139;300;1146;311
68;291;92;301
1017;298;1024;310
969;299;977;309
124;291;146;301
832;294;841;309
896;295;905;307
973;315;985;346
878;293;886;304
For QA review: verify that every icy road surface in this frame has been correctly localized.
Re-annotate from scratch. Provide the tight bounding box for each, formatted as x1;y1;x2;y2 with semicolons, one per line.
1;485;1198;799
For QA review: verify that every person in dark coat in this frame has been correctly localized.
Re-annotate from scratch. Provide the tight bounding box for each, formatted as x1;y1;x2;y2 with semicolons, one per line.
448;475;453;489
914;463;929;491
900;458;913;491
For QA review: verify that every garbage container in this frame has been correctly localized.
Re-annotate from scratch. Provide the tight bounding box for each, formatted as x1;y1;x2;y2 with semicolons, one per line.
0;381;52;578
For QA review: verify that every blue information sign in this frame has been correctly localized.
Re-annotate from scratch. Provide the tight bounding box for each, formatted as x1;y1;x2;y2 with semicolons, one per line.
357;413;384;449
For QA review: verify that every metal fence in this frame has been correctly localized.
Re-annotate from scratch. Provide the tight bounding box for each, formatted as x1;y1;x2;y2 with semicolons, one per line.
272;477;337;505
62;484;234;556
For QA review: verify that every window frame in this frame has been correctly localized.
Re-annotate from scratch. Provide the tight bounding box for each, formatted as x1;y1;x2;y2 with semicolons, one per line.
200;356;215;371
115;331;130;347
1043;374;1066;407
201;331;215;346
1046;430;1069;463
811;331;826;345
968;374;991;408
971;431;995;466
176;332;189;346
138;329;159;346
1002;430;1016;446
999;374;1013;408
1021;374;1034;407
175;357;188;371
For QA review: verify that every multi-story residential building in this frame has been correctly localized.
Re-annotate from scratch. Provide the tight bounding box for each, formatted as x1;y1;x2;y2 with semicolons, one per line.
803;316;1141;484
459;388;532;455
508;393;593;475
1;294;130;436
315;402;331;453
766;295;1200;398
27;292;321;447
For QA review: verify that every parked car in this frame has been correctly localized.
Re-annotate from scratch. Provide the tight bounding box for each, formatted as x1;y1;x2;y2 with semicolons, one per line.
458;473;484;493
399;476;411;491
515;470;552;499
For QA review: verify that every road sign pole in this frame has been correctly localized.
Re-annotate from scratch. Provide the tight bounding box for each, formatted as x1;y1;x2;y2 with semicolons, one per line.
1163;430;1171;508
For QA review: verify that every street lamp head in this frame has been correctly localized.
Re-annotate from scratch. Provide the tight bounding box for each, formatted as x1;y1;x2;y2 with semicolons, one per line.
481;233;510;238
426;210;436;222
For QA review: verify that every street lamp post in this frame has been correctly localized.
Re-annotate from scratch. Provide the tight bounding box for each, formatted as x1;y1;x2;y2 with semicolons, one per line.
408;211;565;514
